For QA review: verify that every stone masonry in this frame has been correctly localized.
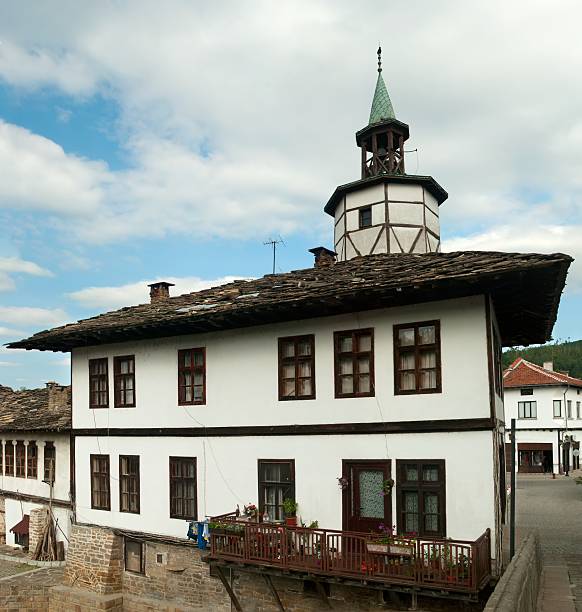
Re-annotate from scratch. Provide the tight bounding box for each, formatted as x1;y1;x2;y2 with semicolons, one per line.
29;506;48;556
63;523;123;594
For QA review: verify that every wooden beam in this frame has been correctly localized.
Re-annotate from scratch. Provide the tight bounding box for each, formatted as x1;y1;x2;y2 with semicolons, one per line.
215;566;243;612
263;574;285;611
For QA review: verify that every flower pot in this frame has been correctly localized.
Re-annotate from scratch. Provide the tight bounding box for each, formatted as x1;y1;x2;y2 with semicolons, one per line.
366;543;389;554
285;516;297;526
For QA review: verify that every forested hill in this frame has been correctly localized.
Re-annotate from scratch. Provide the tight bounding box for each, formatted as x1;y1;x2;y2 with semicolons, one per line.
503;340;582;379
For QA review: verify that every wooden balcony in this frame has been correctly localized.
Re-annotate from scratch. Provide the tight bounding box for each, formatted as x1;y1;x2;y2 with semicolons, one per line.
206;515;491;601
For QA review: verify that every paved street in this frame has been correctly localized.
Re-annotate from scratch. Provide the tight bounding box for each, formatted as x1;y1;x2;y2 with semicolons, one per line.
516;473;582;610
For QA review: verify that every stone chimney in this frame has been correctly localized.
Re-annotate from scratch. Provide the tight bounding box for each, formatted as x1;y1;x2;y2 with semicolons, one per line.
46;382;68;411
148;281;175;303
308;247;337;269
543;361;554;371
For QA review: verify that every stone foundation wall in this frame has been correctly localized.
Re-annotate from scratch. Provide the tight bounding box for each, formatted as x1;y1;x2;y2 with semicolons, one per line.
49;584;123;611
62;523;123;594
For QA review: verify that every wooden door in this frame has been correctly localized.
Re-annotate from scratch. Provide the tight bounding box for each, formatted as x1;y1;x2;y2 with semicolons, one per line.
342;460;391;533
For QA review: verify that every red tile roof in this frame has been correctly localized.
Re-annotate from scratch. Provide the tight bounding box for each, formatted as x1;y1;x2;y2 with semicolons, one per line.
503;358;582;389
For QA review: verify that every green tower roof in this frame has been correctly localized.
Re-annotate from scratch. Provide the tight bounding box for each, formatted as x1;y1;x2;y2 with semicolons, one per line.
368;71;395;125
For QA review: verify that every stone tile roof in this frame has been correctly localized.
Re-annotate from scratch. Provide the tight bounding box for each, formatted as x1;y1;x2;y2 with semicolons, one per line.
0;384;71;432
6;251;572;351
504;358;582;389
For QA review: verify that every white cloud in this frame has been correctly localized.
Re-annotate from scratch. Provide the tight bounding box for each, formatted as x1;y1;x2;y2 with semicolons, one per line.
0;326;28;338
0;306;69;327
0;361;19;367
0;256;52;292
0;121;107;215
444;224;582;291
0;1;581;254
68;275;245;310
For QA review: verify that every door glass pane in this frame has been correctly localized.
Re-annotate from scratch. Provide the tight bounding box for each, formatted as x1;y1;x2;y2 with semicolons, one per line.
424;493;439;532
404;492;419;532
359;470;384;519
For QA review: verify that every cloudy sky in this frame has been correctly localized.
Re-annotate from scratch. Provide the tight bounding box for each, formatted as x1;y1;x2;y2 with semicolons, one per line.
1;0;581;388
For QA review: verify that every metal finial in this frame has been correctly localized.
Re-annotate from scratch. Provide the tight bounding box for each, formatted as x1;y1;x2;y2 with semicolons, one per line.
377;45;382;73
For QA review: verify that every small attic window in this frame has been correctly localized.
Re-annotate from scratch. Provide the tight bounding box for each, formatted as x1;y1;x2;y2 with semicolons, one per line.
520;388;534;396
359;207;372;229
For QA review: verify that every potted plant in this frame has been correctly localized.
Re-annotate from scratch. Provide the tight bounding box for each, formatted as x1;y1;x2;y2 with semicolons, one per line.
242;503;259;521
282;498;299;526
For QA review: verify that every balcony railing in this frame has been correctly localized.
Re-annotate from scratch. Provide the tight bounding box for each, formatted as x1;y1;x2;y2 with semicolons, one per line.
207;515;491;594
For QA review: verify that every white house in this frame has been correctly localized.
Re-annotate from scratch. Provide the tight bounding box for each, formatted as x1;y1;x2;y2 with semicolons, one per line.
0;382;72;551
504;358;582;474
7;52;573;610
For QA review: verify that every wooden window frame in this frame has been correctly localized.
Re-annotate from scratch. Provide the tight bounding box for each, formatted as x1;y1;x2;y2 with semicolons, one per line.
258;459;295;523
114;355;136;408
278;335;316;401
15;441;26;478
89;358;109;409
5;441;14;476
334;329;375;398
27;441;38;479
518;401;537;419
124;537;145;574
178;348;206;406
553;400;562;418
520;388;534;396
169;457;197;520
396;459;446;538
119;455;140;514
44;442;56;483
90;454;111;511
359;207;372;229
393;320;442;395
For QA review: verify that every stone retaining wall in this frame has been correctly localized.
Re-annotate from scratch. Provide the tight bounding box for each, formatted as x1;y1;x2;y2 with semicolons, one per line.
484;531;542;612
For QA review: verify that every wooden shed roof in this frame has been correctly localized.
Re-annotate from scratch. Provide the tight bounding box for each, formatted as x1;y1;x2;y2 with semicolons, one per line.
6;251;572;352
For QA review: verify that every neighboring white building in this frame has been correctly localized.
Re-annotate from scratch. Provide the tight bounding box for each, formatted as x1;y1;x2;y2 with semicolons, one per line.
504;358;582;474
7;51;573;607
0;382;72;550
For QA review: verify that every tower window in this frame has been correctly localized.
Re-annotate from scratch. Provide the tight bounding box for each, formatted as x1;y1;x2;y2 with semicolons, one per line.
359;207;372;229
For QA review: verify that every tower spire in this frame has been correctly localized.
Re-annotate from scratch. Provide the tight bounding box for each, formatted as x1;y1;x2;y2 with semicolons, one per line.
369;47;395;125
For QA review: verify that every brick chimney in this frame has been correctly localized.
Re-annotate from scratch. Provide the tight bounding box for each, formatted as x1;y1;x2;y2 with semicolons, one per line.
148;281;175;303
46;382;68;411
309;247;337;268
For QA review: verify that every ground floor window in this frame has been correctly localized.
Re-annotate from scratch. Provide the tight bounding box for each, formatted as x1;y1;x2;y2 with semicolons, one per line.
396;460;446;538
258;460;295;522
124;538;145;574
517;446;553;473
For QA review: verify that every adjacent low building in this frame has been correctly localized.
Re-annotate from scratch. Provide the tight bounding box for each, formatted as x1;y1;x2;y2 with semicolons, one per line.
504;358;581;474
0;382;72;551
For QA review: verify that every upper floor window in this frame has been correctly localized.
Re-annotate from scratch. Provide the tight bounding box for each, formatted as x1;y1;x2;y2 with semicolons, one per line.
567;400;573;419
520;388;534;396
90;454;111;510
119;455;140;514
394;321;441;395
27;441;38;478
518;401;537;419
577;401;581;420
5;441;14;476
169;457;197;520
114;356;135;408
397;460;446;538
553;400;562;418
15;441;25;478
359;207;372;229
89;358;109;409
278;335;315;400
334;329;374;398
44;442;55;483
178;349;205;405
258;460;295;522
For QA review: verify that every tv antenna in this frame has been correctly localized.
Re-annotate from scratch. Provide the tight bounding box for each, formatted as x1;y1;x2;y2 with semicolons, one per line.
263;237;285;274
